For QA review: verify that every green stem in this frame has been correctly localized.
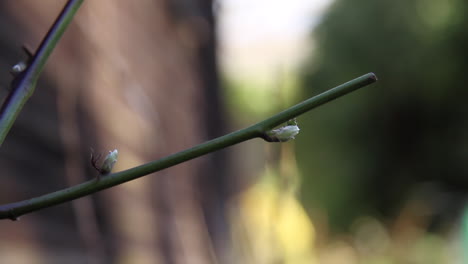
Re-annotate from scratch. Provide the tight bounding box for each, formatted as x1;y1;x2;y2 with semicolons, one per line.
0;73;376;220
0;0;84;146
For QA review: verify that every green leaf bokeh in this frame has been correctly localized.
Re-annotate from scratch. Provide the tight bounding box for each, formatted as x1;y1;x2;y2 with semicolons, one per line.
297;0;468;231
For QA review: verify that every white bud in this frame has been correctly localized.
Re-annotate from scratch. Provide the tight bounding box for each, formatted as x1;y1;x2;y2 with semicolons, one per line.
100;149;118;174
266;125;300;142
11;61;27;73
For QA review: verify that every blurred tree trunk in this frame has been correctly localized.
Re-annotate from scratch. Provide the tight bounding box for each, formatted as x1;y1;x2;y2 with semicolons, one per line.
0;1;229;263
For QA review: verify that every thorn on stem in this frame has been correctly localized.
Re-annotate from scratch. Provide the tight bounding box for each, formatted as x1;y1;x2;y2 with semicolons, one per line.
8;210;19;221
22;45;34;60
9;45;34;77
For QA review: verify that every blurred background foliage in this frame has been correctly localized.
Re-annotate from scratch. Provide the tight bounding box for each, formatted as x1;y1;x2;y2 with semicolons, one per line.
226;0;468;262
298;0;468;231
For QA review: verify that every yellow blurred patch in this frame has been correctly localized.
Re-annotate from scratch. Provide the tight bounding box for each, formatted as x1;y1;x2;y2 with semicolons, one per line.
231;171;317;264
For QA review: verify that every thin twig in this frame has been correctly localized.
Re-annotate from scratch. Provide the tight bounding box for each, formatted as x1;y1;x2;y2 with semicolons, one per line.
0;73;377;220
0;0;84;146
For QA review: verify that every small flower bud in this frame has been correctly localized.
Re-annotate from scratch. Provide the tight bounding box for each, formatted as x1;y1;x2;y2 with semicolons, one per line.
100;149;118;175
265;124;300;142
11;61;27;74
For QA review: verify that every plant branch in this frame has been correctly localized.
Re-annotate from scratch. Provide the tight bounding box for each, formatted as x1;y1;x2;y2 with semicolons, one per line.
0;0;84;146
0;73;377;220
